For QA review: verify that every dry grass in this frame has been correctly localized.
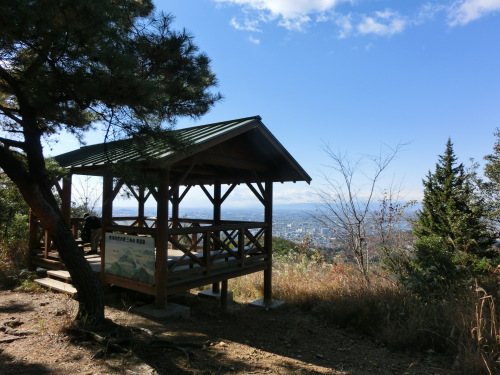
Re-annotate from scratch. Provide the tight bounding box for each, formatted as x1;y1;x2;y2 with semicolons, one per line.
1;242;497;373
458;287;500;375
230;255;500;374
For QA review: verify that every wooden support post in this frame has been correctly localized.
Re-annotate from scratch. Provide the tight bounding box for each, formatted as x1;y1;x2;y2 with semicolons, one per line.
212;182;221;294
263;180;273;305
61;175;72;226
101;174;113;283
44;230;50;257
171;188;179;249
155;169;169;309
28;210;38;269
221;279;228;310
138;186;145;227
203;230;210;275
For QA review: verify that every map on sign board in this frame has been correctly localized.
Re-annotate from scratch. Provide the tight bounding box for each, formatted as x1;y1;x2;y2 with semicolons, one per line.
104;233;155;284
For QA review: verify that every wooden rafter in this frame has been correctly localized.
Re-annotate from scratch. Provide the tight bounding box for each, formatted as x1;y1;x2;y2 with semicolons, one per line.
199;184;214;204
246;182;265;205
221;183;237;203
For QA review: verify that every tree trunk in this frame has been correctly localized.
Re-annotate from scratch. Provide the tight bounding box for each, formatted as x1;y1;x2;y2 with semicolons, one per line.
49;214;105;324
28;184;105;325
0;129;104;325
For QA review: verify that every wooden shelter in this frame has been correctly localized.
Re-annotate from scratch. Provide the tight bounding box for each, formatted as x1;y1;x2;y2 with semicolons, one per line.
30;116;311;308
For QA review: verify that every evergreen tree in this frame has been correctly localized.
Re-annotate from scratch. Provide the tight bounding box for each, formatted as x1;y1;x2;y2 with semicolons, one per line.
414;139;492;255
483;128;500;224
408;140;494;296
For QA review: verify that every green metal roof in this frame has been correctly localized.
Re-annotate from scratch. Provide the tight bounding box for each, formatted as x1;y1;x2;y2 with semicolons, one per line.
55;116;258;167
54;116;311;184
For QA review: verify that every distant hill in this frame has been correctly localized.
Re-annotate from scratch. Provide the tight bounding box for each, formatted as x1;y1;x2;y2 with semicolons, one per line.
112;200;420;217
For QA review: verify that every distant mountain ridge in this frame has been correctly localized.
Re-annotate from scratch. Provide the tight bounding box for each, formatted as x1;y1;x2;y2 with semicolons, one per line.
111;201;420;216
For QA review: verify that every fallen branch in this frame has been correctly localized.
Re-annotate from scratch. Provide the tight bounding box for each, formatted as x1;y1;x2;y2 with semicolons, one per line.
76;328;129;357
0;336;27;344
0;327;37;336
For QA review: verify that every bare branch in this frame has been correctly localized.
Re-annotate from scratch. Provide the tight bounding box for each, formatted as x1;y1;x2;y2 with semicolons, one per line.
314;142;408;283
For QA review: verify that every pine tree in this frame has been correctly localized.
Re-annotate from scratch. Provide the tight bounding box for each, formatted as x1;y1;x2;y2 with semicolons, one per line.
414;139;492;255
407;140;494;297
482;128;500;224
0;0;221;324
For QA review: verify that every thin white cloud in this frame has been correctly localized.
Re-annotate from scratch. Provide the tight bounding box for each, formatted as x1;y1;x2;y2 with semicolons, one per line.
230;17;263;32
448;0;500;26
248;35;261;44
334;13;353;38
216;1;500;39
278;14;312;31
273;187;318;205
415;3;447;24
217;0;347;30
357;10;406;36
216;0;344;19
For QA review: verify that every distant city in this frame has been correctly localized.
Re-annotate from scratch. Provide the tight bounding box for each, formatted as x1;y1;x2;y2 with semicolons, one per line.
111;203;414;248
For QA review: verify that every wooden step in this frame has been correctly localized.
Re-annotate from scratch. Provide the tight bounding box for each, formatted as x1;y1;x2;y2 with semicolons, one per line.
31;257;63;270
47;270;72;281
35;277;77;297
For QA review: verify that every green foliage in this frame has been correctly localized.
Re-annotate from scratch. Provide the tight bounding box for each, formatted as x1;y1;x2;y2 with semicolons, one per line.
414;139;493;254
272;236;298;256
409;140;496;297
0;173;29;242
0;0;221;138
0;241;30;288
483;128;500;224
402;236;465;297
273;234;324;263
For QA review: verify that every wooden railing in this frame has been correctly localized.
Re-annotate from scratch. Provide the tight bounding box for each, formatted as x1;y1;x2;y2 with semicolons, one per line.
102;218;269;294
32;216;269;278
31;216;271;296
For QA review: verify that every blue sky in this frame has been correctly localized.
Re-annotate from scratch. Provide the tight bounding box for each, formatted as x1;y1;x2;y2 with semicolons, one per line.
49;0;500;207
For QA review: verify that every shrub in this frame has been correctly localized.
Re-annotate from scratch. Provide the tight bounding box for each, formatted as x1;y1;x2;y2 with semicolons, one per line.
402;236;466;299
0;240;30;288
229;254;499;373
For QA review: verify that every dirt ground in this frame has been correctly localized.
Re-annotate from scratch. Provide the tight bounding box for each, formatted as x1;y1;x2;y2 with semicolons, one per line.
0;288;457;375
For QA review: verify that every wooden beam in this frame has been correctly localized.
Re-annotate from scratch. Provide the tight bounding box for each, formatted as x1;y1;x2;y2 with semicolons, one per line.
221;183;237;203
28;211;39;267
178;184;192;202
198;153;269;172
111;177;125;201
246;182;265;205
101;174;113;284
155;169;169;309
125;183;141;201
170;162;195;196
199;184;214;204
138;186;145;227
148;185;159;202
263;180;273;304
212;182;221;294
61;175;72;225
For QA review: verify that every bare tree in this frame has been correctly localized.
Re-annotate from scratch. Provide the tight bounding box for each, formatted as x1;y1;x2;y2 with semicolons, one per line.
372;186;416;277
71;176;103;217
313;143;405;283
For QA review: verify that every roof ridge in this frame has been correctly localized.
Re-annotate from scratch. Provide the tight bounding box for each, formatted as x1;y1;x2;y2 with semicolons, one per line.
175;115;261;132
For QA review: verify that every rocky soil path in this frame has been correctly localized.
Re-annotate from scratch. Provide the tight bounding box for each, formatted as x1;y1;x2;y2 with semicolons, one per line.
0;289;457;374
